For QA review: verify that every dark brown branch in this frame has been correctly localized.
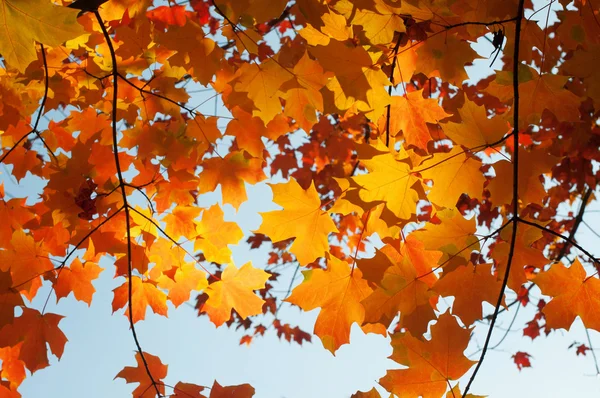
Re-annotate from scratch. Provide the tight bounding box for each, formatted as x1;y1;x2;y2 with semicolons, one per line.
32;45;58;164
94;10;162;397
386;36;402;148
555;187;594;261
462;1;525;395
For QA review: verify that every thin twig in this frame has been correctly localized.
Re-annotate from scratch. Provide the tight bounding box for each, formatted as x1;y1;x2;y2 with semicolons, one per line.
585;327;600;375
555;188;594;261
517;217;600;265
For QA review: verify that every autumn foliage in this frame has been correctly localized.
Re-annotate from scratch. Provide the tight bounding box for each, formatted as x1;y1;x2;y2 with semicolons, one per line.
1;0;600;396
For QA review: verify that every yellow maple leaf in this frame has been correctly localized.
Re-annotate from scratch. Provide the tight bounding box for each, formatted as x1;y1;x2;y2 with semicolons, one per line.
201;263;270;327
441;98;510;148
256;179;338;265
352;151;420;220
194;204;243;264
420;147;485;208
0;0;84;72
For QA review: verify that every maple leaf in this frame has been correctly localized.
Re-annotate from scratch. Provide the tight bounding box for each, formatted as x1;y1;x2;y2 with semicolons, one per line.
487;148;559;207
351;388;381;398
233;58;291;123
0;308;67;373
198;151;267;210
492;222;548;292
157;263;208;308
0;342;26;388
445;383;486;398
410;209;479;259
256;179;338;265
512;351;532;371
2;0;600;393
361;244;434;333
352;149;420;220
0;230;54;300
534;258;600;332
155;19;223;86
379;312;476;398
0;270;23;328
112;277;168;323
434;263;504;326
336;0;407;45
420;147;485;208
523;320;541;340
194;204;243;264
200;263;270;327
380;91;451;150
415;32;479;85
0;0;84;71
0;198;35;248
164;206;201;241
441;98;510;148
209;380;255;398
486;65;582;128
310;39;390;116
575;344;589;356
286;255;373;353
115;352;167;398
54;258;103;306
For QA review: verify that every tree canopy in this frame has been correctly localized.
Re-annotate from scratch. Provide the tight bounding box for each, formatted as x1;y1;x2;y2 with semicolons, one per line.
0;0;599;397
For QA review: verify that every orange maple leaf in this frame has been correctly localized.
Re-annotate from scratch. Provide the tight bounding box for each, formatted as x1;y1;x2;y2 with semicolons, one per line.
379;91;450;150
198;151;267;210
0;230;54;300
0;308;67;373
434;263;504;326
286;255;373;353
54;258;103;306
200;263;270;327
112;276;168;323
209;380;255;398
115;351;167;398
379;312;476;398
534;258;600;331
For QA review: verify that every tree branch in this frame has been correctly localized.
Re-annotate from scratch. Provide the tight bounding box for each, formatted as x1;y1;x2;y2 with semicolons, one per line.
386;36;402;148
462;1;525;395
94;10;162;397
